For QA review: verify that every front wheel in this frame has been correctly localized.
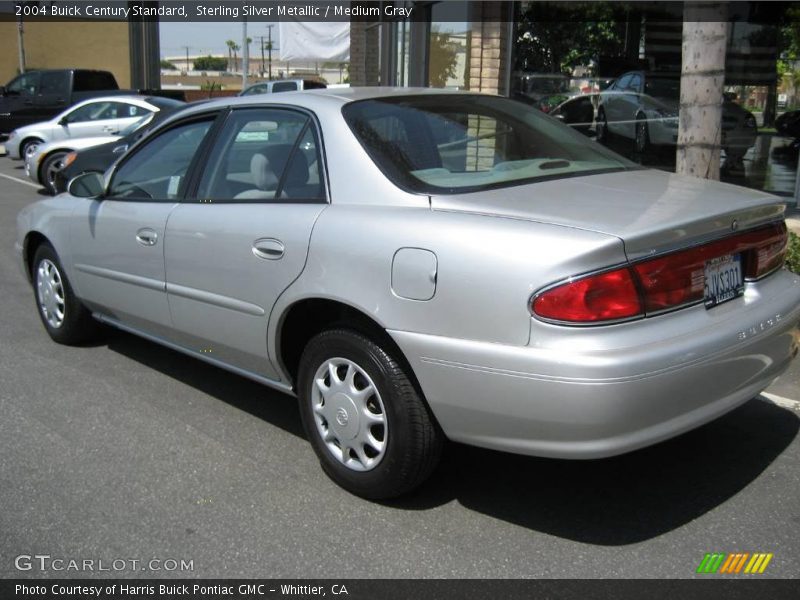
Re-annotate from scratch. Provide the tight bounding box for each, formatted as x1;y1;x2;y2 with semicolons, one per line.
634;116;651;158
40;151;68;195
32;243;100;344
297;329;443;499
21;138;42;160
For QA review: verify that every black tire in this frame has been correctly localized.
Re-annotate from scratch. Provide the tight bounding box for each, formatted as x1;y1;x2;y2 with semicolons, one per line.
40;151;68;195
596;107;609;144
31;243;100;345
297;328;443;499
634;116;651;159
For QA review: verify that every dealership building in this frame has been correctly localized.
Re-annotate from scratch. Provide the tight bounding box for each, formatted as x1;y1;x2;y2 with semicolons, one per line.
1;0;799;199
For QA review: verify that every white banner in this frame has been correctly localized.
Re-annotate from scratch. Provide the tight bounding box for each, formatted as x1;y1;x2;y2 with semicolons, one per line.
278;21;351;62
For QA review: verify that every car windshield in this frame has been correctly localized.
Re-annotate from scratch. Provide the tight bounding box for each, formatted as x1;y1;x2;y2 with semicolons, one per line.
343;94;635;194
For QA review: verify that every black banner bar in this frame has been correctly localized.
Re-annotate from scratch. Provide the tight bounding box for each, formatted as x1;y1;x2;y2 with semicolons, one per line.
0;1;796;23
2;579;800;600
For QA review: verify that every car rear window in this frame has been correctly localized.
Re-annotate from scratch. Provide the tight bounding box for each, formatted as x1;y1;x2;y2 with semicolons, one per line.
73;71;118;91
342;94;635;194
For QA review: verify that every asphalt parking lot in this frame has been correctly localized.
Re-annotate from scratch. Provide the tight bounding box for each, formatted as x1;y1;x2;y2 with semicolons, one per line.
0;156;799;579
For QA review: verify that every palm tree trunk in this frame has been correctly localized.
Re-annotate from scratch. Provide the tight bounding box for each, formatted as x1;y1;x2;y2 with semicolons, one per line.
676;2;729;180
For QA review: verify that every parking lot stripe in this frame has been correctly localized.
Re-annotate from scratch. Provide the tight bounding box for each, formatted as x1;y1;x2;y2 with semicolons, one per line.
0;172;39;189
760;392;800;409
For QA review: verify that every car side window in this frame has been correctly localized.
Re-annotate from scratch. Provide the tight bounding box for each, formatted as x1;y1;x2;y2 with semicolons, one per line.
271;81;298;93
7;72;40;96
39;71;70;95
64;102;115;123
242;84;268;96
196;108;326;203
107;119;214;202
114;103;152;118
616;74;632;91
627;74;642;93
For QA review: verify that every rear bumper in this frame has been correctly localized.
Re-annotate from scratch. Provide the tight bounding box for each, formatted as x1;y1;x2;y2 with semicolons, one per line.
389;269;800;459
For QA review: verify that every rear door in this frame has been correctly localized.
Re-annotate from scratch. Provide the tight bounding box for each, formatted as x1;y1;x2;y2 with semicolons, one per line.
35;71;70;116
164;107;327;380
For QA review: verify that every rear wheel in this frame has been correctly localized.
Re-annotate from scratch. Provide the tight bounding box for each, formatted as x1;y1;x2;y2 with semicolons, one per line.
32;243;100;344
40;151;68;195
297;328;442;499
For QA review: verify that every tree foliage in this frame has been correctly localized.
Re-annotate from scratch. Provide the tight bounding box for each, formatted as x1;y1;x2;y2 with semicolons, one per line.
160;60;177;70
193;55;228;71
514;1;626;74
429;29;460;87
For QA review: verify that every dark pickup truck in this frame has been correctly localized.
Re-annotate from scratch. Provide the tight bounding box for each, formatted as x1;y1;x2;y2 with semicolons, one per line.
0;69;169;136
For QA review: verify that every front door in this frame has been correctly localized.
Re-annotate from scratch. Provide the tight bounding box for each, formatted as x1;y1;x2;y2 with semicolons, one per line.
1;71;41;131
69;116;216;337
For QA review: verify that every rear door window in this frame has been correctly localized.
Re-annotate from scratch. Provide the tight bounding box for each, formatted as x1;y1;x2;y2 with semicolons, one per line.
39;71;70;95
196;108;325;203
73;71;118;91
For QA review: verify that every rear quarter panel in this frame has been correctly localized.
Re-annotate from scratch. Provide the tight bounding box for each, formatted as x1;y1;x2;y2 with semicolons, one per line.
269;205;626;377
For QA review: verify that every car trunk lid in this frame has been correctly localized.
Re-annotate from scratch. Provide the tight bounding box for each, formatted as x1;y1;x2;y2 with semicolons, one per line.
430;169;785;261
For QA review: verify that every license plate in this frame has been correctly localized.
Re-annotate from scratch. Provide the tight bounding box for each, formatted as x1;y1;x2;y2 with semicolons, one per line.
704;254;743;308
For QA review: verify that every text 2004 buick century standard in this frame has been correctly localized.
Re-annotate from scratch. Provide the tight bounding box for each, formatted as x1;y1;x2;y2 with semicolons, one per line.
16;88;800;498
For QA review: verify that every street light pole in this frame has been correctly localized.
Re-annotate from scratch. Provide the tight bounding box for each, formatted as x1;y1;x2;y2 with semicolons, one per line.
242;18;249;88
17;16;26;74
266;24;274;80
259;35;266;77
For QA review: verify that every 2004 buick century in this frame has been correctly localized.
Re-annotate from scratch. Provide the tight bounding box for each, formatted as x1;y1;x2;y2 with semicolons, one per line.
16;88;800;498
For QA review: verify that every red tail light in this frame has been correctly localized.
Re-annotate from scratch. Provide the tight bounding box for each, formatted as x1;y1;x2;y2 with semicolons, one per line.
533;222;788;324
532;268;643;323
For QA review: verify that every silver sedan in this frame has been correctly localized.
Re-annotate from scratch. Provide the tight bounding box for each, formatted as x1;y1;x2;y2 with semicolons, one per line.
15;88;800;499
5;95;182;160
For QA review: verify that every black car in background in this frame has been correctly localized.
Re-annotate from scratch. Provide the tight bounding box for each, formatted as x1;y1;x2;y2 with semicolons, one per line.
776;109;800;139
53;107;183;193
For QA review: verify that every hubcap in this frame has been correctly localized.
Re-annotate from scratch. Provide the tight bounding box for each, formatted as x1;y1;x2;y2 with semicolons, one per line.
36;259;65;328
24;143;40;159
46;156;65;191
311;357;387;472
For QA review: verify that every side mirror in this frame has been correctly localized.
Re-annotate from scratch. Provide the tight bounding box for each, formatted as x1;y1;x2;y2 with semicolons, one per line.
68;171;105;199
58;117;69;126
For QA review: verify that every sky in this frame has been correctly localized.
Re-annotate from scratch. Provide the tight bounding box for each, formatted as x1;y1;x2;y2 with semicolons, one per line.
159;22;282;59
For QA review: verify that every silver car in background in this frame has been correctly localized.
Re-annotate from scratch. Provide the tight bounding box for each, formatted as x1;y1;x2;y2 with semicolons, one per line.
598;71;758;161
5;95;183;160
25;113;156;194
16;88;800;499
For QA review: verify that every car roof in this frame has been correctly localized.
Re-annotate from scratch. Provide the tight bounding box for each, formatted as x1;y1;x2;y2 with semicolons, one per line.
183;86;478;116
70;95;161;108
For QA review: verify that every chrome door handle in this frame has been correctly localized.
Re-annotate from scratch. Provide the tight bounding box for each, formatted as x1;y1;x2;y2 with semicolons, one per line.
252;238;284;260
136;228;158;246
